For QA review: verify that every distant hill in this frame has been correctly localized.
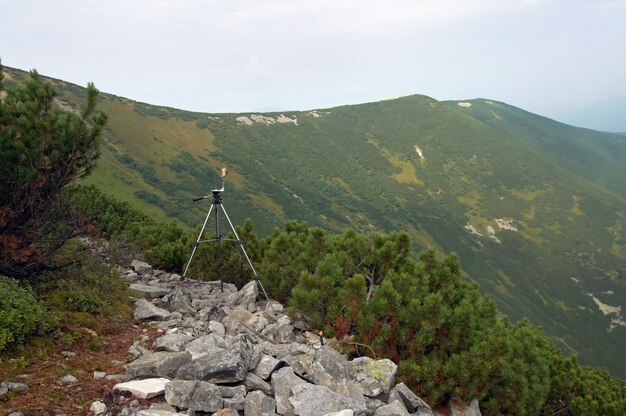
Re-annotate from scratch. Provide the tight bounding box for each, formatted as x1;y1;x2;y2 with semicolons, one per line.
5;67;625;377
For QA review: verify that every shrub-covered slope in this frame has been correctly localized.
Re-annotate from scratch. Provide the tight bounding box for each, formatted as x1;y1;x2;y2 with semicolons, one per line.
4;67;624;378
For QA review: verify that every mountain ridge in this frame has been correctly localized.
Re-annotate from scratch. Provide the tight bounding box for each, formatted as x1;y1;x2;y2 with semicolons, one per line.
4;66;625;378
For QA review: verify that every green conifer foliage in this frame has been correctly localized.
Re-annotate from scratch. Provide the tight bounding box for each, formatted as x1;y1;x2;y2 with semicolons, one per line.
0;65;107;277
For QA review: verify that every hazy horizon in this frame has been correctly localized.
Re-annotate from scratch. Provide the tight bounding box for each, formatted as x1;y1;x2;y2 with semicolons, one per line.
2;0;625;132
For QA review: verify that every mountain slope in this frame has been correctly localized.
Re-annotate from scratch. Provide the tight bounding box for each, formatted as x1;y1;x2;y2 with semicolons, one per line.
5;67;625;377
445;99;626;199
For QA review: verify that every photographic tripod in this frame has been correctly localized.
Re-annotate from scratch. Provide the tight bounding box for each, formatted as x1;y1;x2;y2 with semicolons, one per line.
182;179;269;301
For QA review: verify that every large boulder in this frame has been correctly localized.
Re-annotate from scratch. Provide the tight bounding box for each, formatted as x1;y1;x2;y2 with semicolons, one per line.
176;349;249;383
134;298;172;321
125;351;191;379
165;380;222;412
288;384;368;416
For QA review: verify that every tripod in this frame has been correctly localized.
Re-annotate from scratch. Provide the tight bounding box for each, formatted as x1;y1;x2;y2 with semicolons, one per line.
182;179;269;301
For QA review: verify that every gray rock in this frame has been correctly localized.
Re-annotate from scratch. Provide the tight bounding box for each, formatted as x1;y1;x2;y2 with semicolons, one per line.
137;409;186;416
93;371;106;380
208;320;226;336
213;408;240;416
176;349;248;383
225;305;257;326
164;286;197;314
125;351;192;379
219;384;247;397
254;354;282;380
134;298;172;321
351;357;397;399
165;380;223;412
183;334;226;361
271;367;312;416
61;374;78;383
61;350;76;358
261;322;296;343
223;394;245;410
323;411;353;416
222;316;247;335
227;280;258;311
373;400;410;416
131;259;152;273
90;400;107;415
155;333;194;352
289;384;368;416
390;383;431;414
316;347;353;381
244;390;277;416
244;372;274;396
0;382;29;394
131;283;171;299
8;412;25;416
114;378;171;399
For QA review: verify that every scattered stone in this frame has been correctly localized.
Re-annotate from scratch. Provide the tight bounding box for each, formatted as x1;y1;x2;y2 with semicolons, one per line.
390;382;432;414
289;384;368;416
208;320;226;336
184;334;226;359
134;298;172;321
374;400;410;416
351;357;397;399
165;380;223;412
254;354;282;380
90;400;107;415
213;409;239;416
176;349;249;383
61;374;78;383
155;333;194;352
131;283;171;299
125;351;192;379
271;367;312;415
93;371;106;380
223;394;245;410
244;372;274;396
61;351;76;358
8;413;25;416
131;259;152;273
0;382;29;394
244;390;277;416
218;384;247;398
323;411;354;416
114;378;171;399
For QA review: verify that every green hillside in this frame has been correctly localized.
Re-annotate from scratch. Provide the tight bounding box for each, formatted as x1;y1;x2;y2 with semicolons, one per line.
5;67;625;378
445;99;626;199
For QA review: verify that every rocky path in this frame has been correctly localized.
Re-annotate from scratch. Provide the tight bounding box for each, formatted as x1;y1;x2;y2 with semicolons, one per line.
87;260;481;416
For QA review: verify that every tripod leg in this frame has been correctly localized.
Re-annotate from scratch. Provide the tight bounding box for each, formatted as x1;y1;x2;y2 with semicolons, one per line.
215;203;223;292
219;204;270;301
183;204;214;278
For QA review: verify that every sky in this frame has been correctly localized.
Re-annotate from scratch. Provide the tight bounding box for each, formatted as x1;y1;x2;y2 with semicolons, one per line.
2;0;625;132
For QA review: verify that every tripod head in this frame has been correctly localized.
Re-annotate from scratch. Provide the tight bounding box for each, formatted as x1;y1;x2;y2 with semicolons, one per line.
192;167;228;202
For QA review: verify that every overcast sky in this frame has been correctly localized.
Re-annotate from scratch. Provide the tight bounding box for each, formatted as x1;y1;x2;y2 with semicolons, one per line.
2;0;625;131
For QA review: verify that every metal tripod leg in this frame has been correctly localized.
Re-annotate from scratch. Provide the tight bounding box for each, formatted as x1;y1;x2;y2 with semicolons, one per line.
219;203;270;302
182;204;214;278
